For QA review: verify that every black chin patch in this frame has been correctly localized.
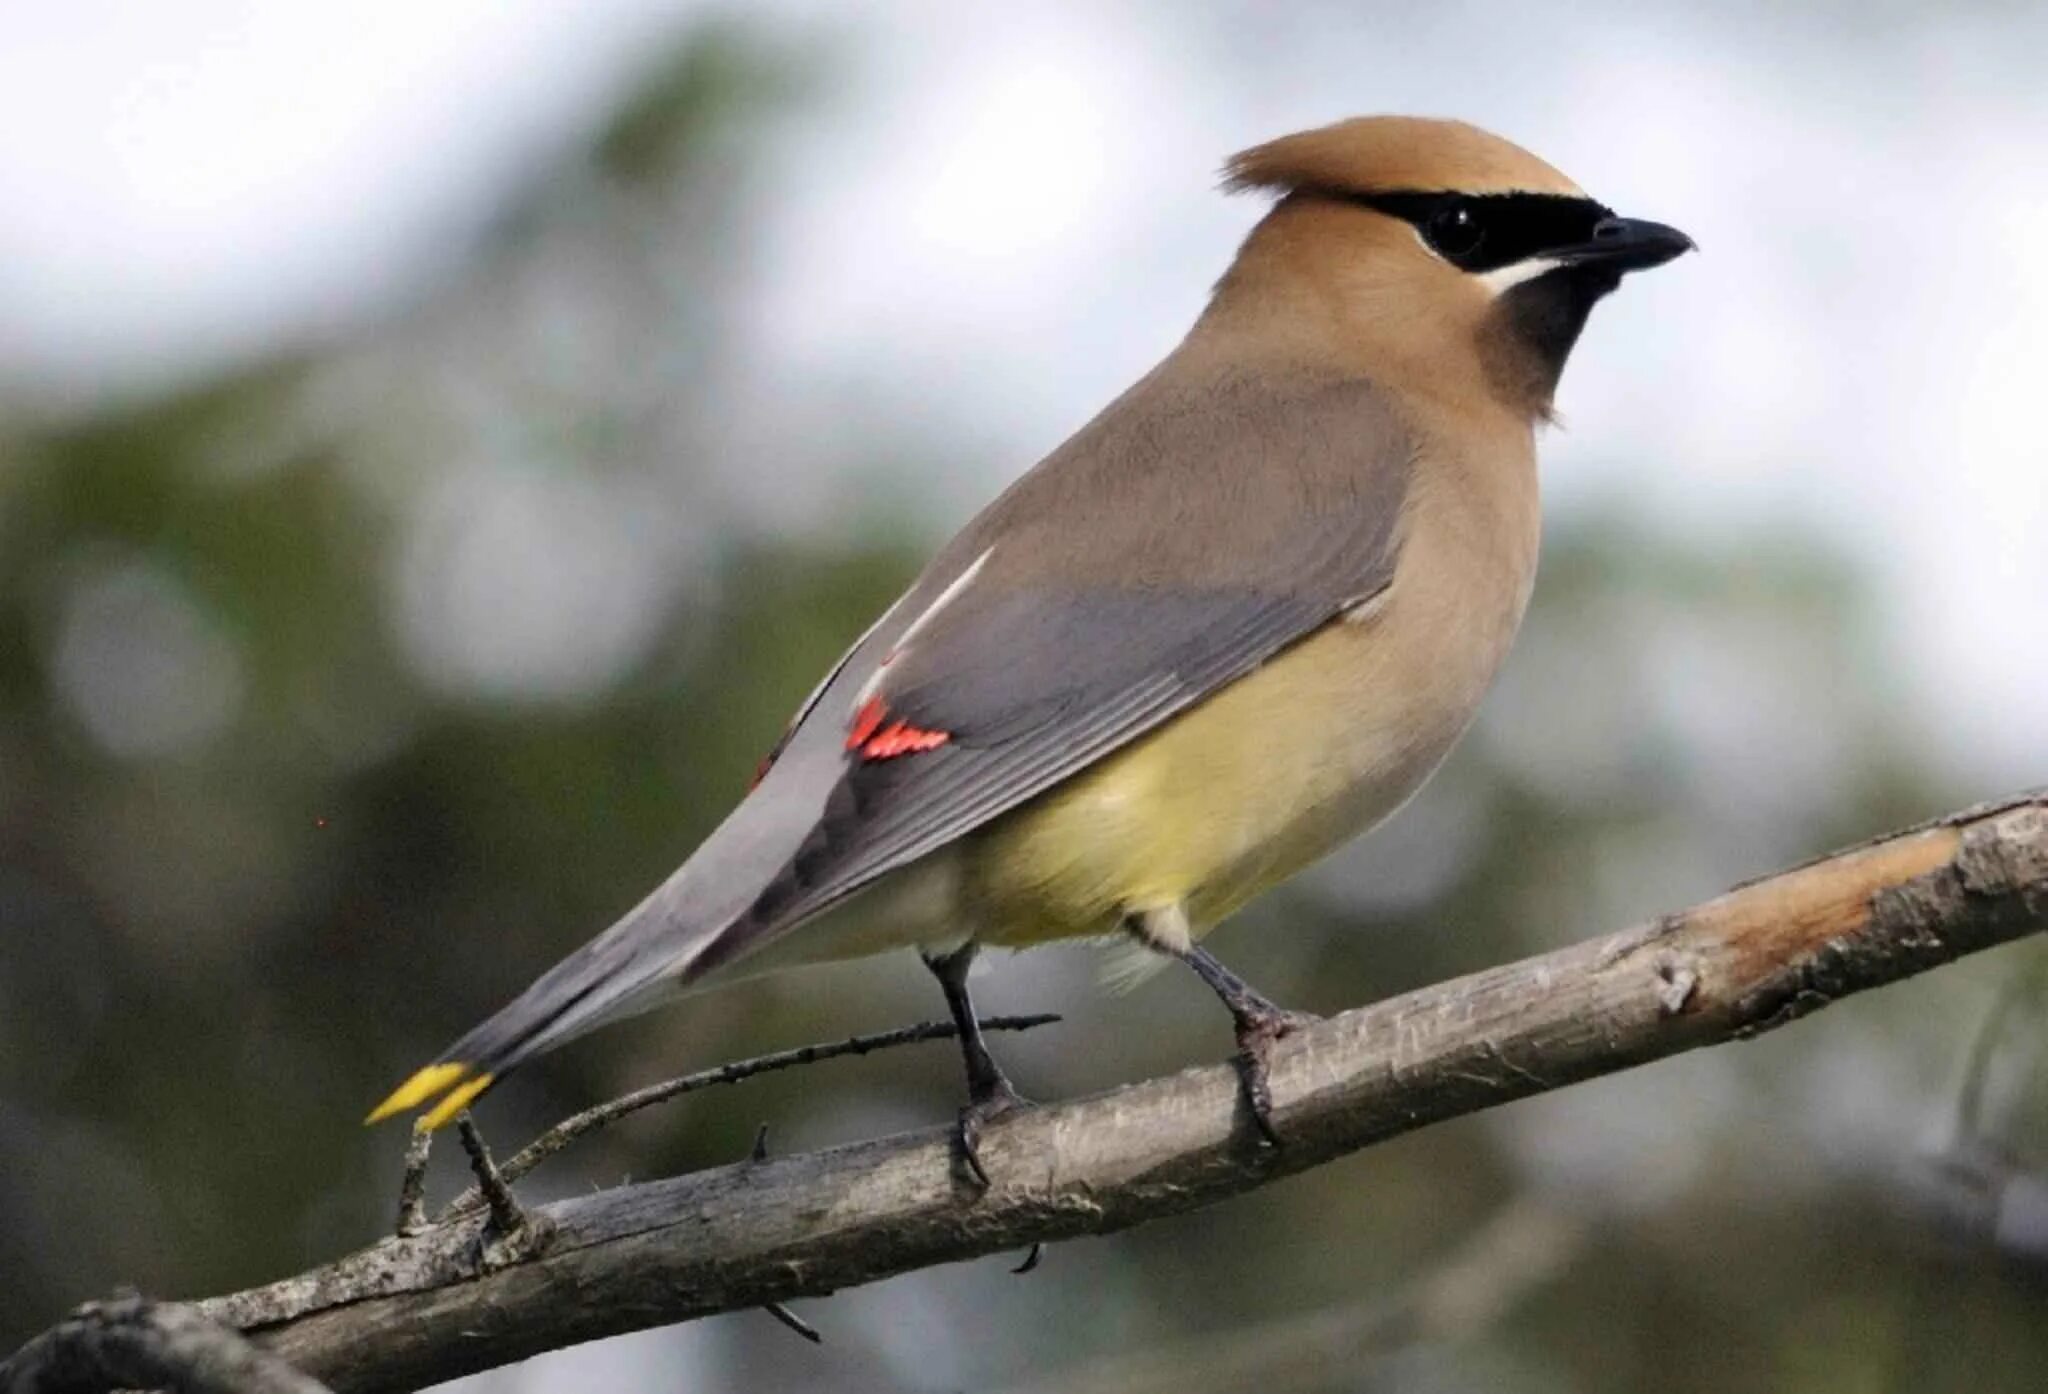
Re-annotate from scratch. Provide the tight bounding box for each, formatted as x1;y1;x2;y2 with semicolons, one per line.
1486;267;1615;404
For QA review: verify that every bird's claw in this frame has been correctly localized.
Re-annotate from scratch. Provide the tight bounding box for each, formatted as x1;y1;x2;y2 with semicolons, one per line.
955;1080;1030;1188
1234;1007;1318;1149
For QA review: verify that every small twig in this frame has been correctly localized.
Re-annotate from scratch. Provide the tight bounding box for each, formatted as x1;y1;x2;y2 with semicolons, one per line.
440;1012;1060;1221
1011;1243;1045;1275
0;1295;330;1394
455;1114;526;1236
742;1123;822;1345
393;1124;433;1237
759;1301;823;1345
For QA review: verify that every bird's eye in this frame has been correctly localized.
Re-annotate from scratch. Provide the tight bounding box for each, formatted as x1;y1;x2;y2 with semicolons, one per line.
1425;202;1485;260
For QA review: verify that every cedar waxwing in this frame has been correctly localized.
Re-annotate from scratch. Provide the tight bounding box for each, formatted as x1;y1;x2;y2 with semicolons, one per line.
371;116;1691;1172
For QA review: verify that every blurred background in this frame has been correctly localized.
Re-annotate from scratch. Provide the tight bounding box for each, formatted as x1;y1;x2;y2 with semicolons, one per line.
3;2;2046;1390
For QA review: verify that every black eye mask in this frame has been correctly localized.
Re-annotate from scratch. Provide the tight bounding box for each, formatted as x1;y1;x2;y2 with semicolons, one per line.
1348;191;1614;274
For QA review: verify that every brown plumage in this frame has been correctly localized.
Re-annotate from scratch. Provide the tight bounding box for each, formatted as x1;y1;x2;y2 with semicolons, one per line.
1224;116;1583;199
371;117;1691;1158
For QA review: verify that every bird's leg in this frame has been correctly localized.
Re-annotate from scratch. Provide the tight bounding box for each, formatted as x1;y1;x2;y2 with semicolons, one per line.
1130;908;1317;1148
1183;944;1319;1147
922;942;1027;1187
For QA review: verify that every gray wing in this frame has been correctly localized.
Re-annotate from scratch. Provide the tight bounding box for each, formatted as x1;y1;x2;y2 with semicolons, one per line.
692;365;1418;972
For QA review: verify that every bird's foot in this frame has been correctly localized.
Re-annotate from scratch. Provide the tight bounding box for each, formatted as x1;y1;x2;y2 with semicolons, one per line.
1232;1005;1319;1149
955;1079;1031;1189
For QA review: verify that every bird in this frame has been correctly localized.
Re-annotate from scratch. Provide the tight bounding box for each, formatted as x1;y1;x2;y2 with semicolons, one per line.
370;115;1691;1176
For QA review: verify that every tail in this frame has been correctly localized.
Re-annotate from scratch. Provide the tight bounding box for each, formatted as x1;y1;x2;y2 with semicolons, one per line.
366;892;745;1130
369;766;841;1127
367;625;898;1130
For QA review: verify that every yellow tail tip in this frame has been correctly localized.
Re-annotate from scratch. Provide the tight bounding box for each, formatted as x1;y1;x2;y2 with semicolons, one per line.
419;1073;495;1131
365;1062;472;1125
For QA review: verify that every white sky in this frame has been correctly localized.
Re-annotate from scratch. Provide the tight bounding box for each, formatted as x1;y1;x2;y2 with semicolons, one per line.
0;0;2043;787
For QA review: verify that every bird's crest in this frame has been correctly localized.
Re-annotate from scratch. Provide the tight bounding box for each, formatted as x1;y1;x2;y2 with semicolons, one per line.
1224;116;1584;201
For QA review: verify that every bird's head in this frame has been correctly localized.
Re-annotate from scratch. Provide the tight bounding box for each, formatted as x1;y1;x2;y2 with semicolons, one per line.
1211;116;1693;417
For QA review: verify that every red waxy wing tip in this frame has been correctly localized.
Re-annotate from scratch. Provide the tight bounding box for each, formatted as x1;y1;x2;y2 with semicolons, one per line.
846;696;950;761
846;696;888;751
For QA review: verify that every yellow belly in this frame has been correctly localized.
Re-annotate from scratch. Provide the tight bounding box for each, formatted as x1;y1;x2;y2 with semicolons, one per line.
962;607;1487;947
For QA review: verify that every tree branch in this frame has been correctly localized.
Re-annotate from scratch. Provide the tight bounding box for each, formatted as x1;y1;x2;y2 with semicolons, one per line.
16;795;2047;1394
436;1012;1060;1222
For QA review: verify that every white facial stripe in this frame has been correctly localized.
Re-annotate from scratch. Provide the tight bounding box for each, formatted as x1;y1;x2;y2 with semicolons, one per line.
852;546;993;708
1477;256;1564;296
1400;214;1580;297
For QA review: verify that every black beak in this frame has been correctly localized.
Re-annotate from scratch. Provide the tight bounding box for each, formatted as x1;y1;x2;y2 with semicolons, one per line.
1556;216;1695;274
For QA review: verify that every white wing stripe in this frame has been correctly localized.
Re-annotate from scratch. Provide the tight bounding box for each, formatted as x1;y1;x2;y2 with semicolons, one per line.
851;546;993;710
